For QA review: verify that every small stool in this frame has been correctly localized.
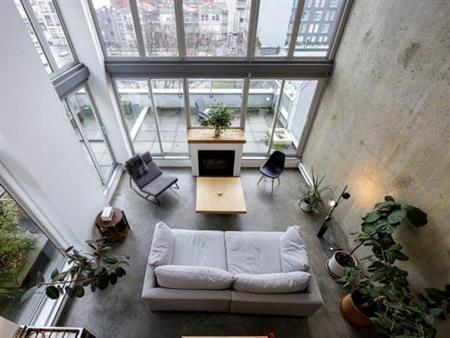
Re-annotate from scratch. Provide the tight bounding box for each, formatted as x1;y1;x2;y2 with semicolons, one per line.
95;207;130;242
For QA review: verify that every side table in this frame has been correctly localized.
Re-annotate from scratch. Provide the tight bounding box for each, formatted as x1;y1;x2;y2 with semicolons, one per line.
95;207;130;242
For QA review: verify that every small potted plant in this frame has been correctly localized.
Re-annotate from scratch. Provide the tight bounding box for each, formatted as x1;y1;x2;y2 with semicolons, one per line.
327;195;428;278
201;102;234;137
299;169;332;213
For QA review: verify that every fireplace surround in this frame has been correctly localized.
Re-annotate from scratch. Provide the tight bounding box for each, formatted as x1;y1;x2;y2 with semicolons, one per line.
188;128;245;176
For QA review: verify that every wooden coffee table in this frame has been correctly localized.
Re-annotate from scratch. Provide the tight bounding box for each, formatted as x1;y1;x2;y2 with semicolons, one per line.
196;177;247;214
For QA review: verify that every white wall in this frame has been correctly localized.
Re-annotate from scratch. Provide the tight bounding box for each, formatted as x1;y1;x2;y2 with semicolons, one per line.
56;0;131;163
0;0;107;248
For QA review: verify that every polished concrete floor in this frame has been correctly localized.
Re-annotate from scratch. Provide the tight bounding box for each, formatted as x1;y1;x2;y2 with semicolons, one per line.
59;168;374;338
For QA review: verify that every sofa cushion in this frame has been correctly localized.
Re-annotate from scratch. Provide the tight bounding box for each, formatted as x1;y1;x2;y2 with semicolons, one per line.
155;265;234;290
172;229;227;270
233;271;310;294
225;231;283;274
148;222;174;267
280;225;310;272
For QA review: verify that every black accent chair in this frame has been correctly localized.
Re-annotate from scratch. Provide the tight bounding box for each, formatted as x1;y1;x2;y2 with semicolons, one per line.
257;151;286;194
124;152;179;205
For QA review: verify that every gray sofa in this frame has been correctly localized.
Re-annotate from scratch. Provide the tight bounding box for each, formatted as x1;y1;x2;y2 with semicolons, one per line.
142;226;323;317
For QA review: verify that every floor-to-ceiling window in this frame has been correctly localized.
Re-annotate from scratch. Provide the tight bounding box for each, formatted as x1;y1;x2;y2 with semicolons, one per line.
188;79;243;128
0;185;65;324
14;0;76;74
65;86;116;185
244;79;282;154
151;79;188;154
91;0;350;159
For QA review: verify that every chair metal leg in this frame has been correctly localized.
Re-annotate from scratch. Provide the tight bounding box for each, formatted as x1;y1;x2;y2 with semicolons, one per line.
257;175;264;185
277;177;281;185
271;178;274;195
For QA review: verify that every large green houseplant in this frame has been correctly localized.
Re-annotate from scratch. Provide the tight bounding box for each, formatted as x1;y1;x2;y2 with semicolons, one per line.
201;103;234;137
24;240;129;300
0;198;36;282
336;196;450;337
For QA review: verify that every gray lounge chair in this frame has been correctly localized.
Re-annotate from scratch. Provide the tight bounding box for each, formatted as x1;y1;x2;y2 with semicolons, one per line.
124;152;179;205
195;97;210;120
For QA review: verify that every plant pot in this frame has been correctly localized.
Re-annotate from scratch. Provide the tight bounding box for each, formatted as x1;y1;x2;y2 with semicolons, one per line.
214;128;221;137
340;293;373;327
326;251;357;278
299;200;313;213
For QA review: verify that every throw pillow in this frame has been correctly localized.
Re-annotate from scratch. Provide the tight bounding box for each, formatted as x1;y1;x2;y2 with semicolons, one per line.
233;271;310;293
155;265;234;290
148;222;174;267
280;225;310;272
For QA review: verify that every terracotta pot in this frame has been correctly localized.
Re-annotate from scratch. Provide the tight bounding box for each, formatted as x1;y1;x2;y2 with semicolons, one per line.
340;293;373;327
326;251;357;278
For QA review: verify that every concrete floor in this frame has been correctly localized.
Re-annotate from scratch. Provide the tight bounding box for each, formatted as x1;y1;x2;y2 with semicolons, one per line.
59;168;374;338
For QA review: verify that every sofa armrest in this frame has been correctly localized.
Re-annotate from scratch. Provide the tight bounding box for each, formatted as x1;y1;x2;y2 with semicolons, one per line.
142;264;157;300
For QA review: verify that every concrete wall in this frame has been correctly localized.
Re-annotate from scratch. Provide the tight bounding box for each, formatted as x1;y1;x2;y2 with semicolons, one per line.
302;0;450;291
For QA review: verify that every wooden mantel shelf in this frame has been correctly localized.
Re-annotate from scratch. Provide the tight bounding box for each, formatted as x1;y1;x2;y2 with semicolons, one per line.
188;128;246;144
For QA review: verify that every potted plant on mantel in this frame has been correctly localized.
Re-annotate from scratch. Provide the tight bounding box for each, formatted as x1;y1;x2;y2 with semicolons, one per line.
201;102;234;137
298;169;332;213
335;196;450;337
327;195;428;278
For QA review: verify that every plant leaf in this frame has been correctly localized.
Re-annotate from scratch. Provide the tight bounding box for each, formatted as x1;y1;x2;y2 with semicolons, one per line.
363;211;380;223
75;285;85;298
387;209;406;225
403;205;428;227
45;286;60;299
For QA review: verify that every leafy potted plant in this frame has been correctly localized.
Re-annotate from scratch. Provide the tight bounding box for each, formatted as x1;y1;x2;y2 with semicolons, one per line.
335;197;450;337
0;198;36;287
24;240;129;300
327;195;428;278
299;169;332;213
201;102;234;137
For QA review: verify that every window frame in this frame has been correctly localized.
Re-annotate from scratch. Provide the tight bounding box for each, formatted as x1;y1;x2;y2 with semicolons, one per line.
18;0;78;76
64;83;117;186
88;0;352;62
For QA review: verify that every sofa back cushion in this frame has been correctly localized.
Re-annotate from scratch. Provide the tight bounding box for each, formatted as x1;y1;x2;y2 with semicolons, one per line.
149;222;174;267
233;271;311;294
225;231;283;274
155;265;234;290
172;229;227;270
280;225;310;272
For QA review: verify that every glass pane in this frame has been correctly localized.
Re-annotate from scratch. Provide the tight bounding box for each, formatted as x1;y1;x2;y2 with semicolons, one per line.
294;0;345;56
92;0;140;57
244;80;281;154
137;0;178;57
273;80;318;155
63;103;102;182
188;79;243;128
0;186;64;324
151;79;187;154
14;0;51;73
66;88;115;181
115;79;162;155
255;0;295;57
183;0;251;57
27;0;75;69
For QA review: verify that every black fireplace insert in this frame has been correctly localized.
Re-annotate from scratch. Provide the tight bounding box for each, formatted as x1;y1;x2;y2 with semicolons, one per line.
198;150;235;176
